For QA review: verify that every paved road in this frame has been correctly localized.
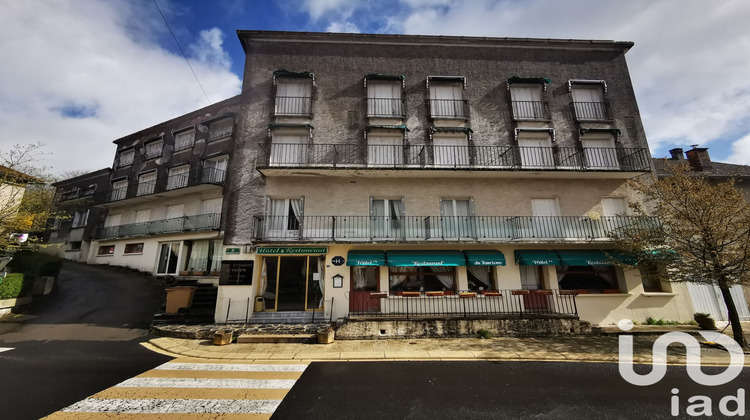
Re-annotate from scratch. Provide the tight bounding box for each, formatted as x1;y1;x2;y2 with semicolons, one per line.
274;361;749;420
0;263;172;420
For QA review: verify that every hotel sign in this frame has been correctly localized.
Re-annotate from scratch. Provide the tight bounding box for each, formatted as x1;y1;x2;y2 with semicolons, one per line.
256;247;328;255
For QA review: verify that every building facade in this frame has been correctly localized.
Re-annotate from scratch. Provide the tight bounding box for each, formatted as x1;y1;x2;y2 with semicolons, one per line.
216;31;695;325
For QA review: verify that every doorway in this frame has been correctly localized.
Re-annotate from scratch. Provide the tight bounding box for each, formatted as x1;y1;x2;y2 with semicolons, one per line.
260;255;324;312
520;265;550;311
156;242;181;275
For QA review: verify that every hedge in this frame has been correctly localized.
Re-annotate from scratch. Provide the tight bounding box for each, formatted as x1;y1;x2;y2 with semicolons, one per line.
7;251;63;282
0;273;25;300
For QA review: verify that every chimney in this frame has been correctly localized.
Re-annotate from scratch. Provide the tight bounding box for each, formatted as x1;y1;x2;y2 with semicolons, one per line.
685;147;712;171
668;148;684;160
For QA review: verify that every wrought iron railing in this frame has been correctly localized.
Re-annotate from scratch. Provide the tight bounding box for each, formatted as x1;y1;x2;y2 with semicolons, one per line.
95;213;221;239
429;99;469;119
348;289;578;318
366;98;404;118
274;96;312;115
511;101;549;120
257;143;652;172
104;167;226;203
572;101;612;121
252;215;659;241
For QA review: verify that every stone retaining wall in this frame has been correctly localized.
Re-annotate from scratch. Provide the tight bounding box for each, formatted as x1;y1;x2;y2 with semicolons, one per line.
335;318;593;340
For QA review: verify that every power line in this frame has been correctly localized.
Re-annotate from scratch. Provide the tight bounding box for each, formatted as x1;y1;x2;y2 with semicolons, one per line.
152;0;211;105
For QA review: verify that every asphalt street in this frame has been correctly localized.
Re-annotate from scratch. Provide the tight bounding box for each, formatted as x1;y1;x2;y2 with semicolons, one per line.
0;263;172;420
274;361;749;420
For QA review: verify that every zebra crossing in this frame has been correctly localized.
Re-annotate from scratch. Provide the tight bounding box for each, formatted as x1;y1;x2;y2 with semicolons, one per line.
0;347;13;354
43;358;309;419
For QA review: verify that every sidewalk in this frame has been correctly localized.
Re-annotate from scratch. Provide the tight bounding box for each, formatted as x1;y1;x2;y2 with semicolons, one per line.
147;333;750;366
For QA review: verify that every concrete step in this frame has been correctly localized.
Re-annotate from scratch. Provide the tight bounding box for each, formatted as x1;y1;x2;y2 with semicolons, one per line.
236;333;316;344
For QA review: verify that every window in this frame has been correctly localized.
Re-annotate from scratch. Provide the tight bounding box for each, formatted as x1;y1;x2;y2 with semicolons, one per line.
82;184;97;196
51;218;62;230
510;85;546;120
571;83;609;121
104;213;121;228
117;149;135;167
432;133;469;167
167;165;190;190
557;265;620;293
183;239;222;273
440;198;474;238
517;130;554;168
275;79;312;115
389;266;456;292
203;156;228;183
134;209;151;224
531;198;560;217
601;197;628;216
124;243;144;254
582;133;619;169
367;134;402;166
136;171;156;196
68;241;82;251
110;179;128;201
201;197;222;215
370;198;404;238
266;198;303;238
174;130;195;151
467;266;495;291
640;262;666;293
209;118;233;140
529;198;561;237
270;133;308;166
520;265;544;290
71;210;89;228
367;81;402;117
429;82;465;119
144;140;163;159
97;245;115;255
166;204;185;219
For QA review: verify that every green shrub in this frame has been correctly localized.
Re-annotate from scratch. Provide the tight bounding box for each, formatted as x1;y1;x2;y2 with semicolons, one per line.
645;316;680;326
0;273;25;299
477;329;492;339
8;251;63;279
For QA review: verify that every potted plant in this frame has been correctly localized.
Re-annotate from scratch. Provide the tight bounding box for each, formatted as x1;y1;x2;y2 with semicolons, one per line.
693;312;716;330
213;329;233;346
317;326;335;344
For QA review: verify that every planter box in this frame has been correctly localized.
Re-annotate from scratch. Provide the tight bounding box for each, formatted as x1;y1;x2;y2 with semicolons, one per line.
511;290;529;296
369;292;388;299
459;292;477;298
426;291;444;297
317;329;335;344
534;290;553;296
482;291;502;297
214;330;233;346
402;291;421;297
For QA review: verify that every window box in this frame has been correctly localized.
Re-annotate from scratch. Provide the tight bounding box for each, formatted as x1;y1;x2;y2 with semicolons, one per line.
426;291;444;297
459;292;477;298
481;291;502;297
401;291;421;297
533;289;553;296
369;292;388;299
558;290;579;296
511;290;529;296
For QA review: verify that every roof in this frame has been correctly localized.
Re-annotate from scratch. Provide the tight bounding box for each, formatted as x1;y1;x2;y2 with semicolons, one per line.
0;165;43;185
51;168;111;187
653;158;750;179
237;30;634;54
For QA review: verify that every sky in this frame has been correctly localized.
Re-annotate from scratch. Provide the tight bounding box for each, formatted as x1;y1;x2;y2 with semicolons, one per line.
2;0;750;177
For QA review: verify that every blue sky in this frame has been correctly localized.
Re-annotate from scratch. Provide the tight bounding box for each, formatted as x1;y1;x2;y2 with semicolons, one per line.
2;0;750;176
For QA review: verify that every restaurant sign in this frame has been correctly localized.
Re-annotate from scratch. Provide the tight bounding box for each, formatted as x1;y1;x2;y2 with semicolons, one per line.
256;247;328;255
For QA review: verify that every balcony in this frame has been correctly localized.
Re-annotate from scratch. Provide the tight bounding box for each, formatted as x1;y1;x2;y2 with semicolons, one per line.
252;215;659;242
366;98;404;118
94;213;221;240
256;143;652;177
511;101;549;121
102;167;225;206
572;101;612;121
274;96;312;116
58;189;102;204
429;99;469;119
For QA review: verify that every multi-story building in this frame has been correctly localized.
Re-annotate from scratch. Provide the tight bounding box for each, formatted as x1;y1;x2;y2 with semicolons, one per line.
217;31;695;325
79;95;241;277
654;146;750;322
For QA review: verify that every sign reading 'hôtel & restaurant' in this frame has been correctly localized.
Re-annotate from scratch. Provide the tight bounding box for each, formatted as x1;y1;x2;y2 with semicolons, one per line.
256;247;328;255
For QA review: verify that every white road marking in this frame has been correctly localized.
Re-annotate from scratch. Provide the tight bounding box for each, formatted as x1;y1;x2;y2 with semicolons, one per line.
0;347;13;354
116;377;298;389
62;398;281;414
155;362;308;372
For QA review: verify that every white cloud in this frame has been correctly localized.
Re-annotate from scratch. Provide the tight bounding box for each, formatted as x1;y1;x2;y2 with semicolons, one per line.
728;132;750;164
0;0;241;177
327;21;361;33
303;0;359;21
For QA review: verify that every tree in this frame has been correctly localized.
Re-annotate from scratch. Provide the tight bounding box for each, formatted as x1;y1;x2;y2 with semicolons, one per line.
617;163;750;348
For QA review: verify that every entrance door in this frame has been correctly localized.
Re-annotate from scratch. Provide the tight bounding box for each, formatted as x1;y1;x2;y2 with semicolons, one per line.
350;266;380;313
520;265;549;310
260;255;324;312
156;242;181;275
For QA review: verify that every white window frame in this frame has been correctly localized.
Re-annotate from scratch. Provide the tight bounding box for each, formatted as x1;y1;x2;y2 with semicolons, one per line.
136;171;157;196
429;82;465;119
367;133;403;167
209;118;234;140
432;132;470;168
517;130;554;169
366;81;402;117
369;197;405;239
266;197;304;238
581;132;619;170
144;140;163;159
71;209;89;228
270;131;309;166
117;149;135;167
204;155;228;183
275;79;312;115
167;165;190;190
110;179;128;201
174;130;195;151
509;84;545;120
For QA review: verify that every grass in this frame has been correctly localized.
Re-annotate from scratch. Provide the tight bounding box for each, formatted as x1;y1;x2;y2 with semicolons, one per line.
0;273;25;300
644;316;683;326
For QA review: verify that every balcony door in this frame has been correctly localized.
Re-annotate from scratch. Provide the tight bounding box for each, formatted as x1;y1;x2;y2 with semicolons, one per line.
267;198;303;239
430;83;464;118
440;198;474;239
582;137;619;170
510;85;544;119
270;134;308;166
518;136;553;168
367;135;402;167
572;85;606;120
526;198;561;239
203;156;228;183
371;198;403;239
520;265;550;310
156;241;181;275
433;135;470;168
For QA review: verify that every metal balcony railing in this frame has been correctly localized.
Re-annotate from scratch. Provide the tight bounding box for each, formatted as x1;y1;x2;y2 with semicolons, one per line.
252;215;660;242
572;101;612;121
274;96;312;116
511;101;549;120
94;213;221;239
103;167;226;203
257;143;652;172
366;98;404;118
429;99;469;119
348;289;578;319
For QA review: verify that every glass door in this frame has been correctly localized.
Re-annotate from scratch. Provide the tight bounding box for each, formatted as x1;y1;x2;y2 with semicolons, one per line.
156;242;181;275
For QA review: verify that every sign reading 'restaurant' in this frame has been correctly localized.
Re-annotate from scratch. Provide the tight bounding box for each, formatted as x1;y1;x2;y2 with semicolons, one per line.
256;247;328;255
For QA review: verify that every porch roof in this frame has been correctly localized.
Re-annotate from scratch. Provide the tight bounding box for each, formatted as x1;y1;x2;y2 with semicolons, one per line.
514;250;560;266
556;250;636;266
346;251;386;266
386;250;466;267
464;250;506;266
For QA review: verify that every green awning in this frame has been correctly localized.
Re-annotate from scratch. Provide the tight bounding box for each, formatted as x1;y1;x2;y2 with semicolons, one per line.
556;250;636;266
365;125;410;132
365;74;405;81
268;123;314;130
580;128;621;136
386;250;466;267
346;251;385;266
274;70;314;79
464;250;506;266
507;76;551;85
514;250;560;266
430;126;474;134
